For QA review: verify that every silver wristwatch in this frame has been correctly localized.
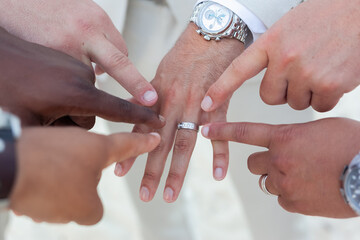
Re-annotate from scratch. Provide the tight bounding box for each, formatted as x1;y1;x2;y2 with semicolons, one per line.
340;152;360;215
190;1;249;44
0;108;21;211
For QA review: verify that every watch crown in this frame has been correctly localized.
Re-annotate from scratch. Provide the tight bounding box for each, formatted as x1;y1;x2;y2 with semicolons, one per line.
215;37;221;41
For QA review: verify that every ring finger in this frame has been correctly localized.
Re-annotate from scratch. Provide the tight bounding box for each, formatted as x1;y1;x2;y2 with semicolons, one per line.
163;117;199;203
258;174;280;196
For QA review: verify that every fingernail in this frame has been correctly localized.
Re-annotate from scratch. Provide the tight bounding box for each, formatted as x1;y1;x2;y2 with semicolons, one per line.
159;115;166;123
140;186;150;202
143;90;157;103
114;163;123;177
214;168;224;181
202;126;209;137
164;187;174;203
201;96;213;111
150;132;160;138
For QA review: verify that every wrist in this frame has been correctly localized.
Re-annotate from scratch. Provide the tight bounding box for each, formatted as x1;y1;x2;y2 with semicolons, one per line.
176;23;244;58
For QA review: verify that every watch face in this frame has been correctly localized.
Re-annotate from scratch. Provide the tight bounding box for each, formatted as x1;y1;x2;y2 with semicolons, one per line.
198;2;233;34
345;166;360;210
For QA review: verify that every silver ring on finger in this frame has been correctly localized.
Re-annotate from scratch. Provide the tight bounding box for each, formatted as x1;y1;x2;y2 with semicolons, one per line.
259;174;273;196
177;122;199;132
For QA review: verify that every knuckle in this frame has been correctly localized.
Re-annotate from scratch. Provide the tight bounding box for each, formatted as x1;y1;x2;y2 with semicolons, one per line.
118;100;132;115
247;154;257;174
151;138;167;154
288;100;309;111
259;83;285;106
273;125;296;143
133;125;147;134
229;57;243;75
106;52;129;69
314;79;339;96
143;170;160;182
54;34;77;53
174;138;191;152
233;124;249;142
213;153;228;163
137;108;157;124
298;65;314;82
167;171;183;183
312;101;337;113
121;45;129;57
259;87;273;105
278;197;297;213
265;26;281;42
75;18;97;36
278;178;295;197
94;8;111;23
279;48;298;69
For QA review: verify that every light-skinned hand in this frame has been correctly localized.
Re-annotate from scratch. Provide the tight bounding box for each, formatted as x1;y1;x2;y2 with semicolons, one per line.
115;24;244;203
202;118;360;218
10;127;161;225
202;0;360;113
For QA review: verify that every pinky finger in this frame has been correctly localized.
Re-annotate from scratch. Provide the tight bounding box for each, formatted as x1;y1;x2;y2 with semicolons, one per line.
311;93;341;112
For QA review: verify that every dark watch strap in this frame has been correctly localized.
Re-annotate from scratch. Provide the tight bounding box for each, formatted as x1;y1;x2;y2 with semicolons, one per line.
0;129;16;199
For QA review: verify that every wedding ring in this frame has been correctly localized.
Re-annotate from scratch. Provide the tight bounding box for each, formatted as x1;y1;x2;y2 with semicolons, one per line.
177;122;199;132
259;174;272;195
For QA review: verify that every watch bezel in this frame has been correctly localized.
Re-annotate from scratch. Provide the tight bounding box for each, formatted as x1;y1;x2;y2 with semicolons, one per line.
342;164;360;215
196;1;234;35
190;1;249;43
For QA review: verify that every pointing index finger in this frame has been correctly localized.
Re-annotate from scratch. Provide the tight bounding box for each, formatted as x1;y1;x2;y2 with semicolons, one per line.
69;87;165;129
201;40;269;112
88;38;158;106
202;122;274;148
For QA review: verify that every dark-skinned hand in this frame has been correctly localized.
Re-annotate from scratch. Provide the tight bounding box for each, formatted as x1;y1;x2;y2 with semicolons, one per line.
0;27;164;129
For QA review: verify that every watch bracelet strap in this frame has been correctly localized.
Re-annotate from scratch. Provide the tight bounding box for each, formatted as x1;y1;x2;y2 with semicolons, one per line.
190;1;249;44
0;129;16;200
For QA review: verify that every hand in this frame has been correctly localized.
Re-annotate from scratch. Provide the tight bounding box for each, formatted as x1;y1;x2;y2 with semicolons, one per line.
0;27;164;129
10;127;161;225
0;0;158;106
202;0;360;113
114;24;244;203
202;118;360;218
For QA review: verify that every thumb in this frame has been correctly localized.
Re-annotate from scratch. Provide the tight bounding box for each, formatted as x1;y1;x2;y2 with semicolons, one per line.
201;39;269;112
104;132;161;167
